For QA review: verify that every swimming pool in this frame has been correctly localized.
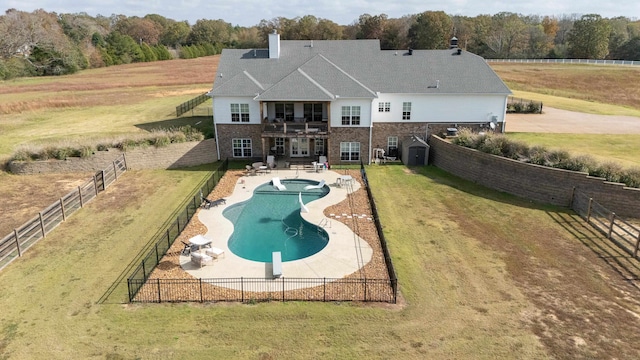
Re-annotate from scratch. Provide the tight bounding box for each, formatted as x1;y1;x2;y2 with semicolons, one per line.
223;179;330;262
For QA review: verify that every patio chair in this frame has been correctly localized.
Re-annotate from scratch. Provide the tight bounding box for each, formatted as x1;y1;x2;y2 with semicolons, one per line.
272;177;286;191
191;252;214;267
245;165;256;176
181;241;192;255
267;155;276;169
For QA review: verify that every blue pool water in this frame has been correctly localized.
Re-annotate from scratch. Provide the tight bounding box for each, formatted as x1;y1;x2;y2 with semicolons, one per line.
223;179;330;262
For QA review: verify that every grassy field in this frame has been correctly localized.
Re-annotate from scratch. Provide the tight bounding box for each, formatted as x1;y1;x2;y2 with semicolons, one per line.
1;57;640;358
0;57;218;161
491;63;640;114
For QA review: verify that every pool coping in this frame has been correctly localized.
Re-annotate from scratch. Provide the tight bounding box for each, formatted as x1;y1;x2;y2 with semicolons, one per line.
179;168;374;281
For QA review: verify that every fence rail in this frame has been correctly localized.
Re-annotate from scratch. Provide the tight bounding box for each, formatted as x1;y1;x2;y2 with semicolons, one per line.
0;155;127;271
127;161;398;304
487;58;640;66
176;93;209;117
130;277;396;303
572;190;640;258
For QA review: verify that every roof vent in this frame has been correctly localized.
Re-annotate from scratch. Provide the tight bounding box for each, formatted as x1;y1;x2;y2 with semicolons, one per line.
457;48;462;55
408;48;413;55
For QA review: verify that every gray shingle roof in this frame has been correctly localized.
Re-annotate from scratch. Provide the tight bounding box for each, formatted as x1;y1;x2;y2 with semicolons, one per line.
209;39;510;99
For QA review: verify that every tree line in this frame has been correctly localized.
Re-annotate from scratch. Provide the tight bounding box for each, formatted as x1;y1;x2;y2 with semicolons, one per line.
1;8;639;80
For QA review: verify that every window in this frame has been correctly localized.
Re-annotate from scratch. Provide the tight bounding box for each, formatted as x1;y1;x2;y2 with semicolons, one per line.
340;142;360;161
275;103;294;121
387;136;398;157
341;106;361;125
402;102;411;120
231;103;250;122
232;138;252;157
304;103;323;122
378;102;390;112
314;138;325;155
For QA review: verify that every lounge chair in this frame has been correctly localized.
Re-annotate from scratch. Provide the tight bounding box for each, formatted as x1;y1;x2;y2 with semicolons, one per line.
205;247;225;260
181;241;192;255
245;165;256;176
304;179;326;190
191;252;214;267
202;197;226;209
272;177;286;191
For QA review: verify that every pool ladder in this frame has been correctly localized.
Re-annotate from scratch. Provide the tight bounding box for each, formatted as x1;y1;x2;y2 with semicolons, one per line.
317;218;331;239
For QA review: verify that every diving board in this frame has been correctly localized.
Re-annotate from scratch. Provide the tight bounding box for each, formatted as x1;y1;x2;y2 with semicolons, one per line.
272;251;282;278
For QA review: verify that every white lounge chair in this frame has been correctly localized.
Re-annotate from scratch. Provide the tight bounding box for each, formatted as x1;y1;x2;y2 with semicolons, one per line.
304;179;326;190
272;177;286;191
191;252;214;268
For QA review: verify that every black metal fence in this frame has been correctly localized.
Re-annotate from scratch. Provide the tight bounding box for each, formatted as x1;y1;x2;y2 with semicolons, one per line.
126;159;229;299
127;161;398;304
176;93;209;117
361;162;398;298
131;277;396;303
572;190;640;259
0;155;127;270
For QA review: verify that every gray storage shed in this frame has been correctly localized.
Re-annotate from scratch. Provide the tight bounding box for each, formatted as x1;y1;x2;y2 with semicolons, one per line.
402;136;430;166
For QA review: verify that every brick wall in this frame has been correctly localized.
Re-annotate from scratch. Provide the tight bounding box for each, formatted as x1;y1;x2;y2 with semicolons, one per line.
9;139;218;174
329;127;370;164
216;124;264;161
430;136;640;219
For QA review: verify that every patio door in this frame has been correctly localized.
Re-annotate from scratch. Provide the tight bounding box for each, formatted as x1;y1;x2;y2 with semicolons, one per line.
290;138;309;157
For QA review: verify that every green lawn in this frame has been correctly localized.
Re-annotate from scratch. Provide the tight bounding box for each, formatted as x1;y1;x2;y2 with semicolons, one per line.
3;164;638;358
506;133;640;168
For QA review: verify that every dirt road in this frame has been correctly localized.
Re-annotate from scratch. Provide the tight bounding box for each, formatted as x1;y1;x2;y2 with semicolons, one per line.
505;107;640;134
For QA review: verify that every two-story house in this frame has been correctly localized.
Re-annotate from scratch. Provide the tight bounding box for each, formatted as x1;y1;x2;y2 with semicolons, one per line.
208;31;511;165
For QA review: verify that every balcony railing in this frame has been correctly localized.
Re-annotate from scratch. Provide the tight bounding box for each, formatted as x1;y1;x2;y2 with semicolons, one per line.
262;121;328;136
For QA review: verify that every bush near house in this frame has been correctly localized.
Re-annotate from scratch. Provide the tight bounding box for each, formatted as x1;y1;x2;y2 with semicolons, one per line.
10;126;204;162
452;128;640;188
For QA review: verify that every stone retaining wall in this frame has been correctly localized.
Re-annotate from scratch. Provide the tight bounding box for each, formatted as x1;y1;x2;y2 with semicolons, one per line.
9;139;218;174
429;135;640;219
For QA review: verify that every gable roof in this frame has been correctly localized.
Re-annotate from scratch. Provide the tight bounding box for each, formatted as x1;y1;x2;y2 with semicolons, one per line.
210;39;511;100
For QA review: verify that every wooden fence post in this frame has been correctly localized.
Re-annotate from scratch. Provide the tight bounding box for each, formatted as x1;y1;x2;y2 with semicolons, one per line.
14;229;22;257
634;232;640;258
569;187;576;208
39;212;46;238
608;213;616;239
93;175;98;196
113;161;118;180
60;198;66;221
78;186;84;207
586;198;593;223
122;154;127;170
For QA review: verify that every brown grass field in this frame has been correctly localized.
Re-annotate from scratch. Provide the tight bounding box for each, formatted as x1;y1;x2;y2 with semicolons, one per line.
1;57;640;358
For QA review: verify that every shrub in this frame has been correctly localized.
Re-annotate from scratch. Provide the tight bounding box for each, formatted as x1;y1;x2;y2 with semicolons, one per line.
546;149;571;168
559;154;596;173
527;145;549;165
78;145;95;158
590;161;624;183
619;167;640;188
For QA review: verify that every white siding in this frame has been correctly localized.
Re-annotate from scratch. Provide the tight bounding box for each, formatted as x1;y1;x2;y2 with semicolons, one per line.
372;94;508;123
329;99;373;127
213;97;261;124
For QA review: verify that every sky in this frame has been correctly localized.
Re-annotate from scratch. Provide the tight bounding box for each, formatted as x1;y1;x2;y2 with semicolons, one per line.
4;0;638;26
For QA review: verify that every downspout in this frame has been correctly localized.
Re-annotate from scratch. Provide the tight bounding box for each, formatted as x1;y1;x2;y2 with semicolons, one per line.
211;96;221;161
368;98;375;165
501;96;508;134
